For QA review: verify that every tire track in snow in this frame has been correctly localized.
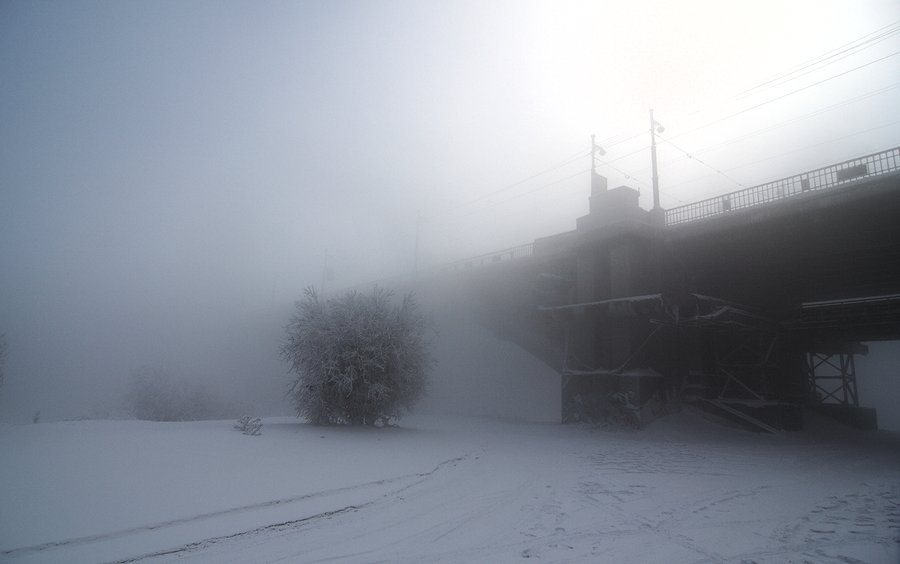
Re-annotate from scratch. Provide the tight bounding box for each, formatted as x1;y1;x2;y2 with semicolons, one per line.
284;485;540;564
252;454;542;564
0;456;468;563
142;450;569;564
109;455;468;564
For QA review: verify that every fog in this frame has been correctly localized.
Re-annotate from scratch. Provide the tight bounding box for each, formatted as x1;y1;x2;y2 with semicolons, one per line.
2;1;899;423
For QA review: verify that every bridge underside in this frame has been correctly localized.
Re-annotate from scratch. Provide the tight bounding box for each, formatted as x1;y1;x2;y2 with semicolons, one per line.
447;152;900;431
536;292;900;430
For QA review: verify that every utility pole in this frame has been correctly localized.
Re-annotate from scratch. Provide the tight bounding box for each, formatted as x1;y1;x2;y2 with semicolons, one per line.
649;109;662;212
591;133;606;174
590;134;607;194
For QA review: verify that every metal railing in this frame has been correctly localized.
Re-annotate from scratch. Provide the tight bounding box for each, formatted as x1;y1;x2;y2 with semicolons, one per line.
665;146;900;226
440;242;534;272
426;148;900;274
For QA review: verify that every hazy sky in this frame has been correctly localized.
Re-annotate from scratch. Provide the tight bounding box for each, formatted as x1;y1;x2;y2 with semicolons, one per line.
2;1;899;420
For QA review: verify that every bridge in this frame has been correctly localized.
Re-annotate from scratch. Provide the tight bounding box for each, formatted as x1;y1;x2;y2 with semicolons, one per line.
430;146;900;431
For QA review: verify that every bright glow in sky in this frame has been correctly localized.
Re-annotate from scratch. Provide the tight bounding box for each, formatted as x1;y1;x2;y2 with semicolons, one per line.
1;0;899;420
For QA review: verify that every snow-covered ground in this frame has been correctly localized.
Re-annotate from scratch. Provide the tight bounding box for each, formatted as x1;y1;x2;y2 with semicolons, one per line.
1;410;898;564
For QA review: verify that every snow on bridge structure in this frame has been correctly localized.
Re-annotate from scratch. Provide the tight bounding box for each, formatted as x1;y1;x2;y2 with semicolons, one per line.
433;146;900;431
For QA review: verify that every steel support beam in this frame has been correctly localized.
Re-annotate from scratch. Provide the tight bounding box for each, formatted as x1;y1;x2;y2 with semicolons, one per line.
805;351;859;407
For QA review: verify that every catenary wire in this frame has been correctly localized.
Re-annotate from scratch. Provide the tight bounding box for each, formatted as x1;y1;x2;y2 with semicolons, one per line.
735;20;900;99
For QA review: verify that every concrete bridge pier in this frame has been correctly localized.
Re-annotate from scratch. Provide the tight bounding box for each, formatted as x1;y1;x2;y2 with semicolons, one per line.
537;176;673;425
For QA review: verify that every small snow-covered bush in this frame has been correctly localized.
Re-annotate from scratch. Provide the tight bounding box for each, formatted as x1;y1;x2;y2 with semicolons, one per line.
234;416;262;436
281;287;432;426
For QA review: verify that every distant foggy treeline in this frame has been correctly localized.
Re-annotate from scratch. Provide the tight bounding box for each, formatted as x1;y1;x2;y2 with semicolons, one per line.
125;366;240;422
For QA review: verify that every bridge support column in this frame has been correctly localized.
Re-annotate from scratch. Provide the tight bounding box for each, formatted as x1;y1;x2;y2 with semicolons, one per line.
806;351;859;407
804;347;878;430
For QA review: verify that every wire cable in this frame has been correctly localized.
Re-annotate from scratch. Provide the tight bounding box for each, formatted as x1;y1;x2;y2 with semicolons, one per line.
735;20;900;99
427;145;590;221
496;168;591;204
597;159;650;189
669;50;900;143
658;135;745;189
662;120;900;194
642;81;900;174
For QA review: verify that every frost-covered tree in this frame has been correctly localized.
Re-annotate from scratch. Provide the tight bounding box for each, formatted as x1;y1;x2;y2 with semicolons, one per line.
281;287;432;425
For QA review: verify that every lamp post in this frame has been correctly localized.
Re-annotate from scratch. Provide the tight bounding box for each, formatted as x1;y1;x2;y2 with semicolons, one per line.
591;133;606;174
648;110;667;225
590;134;607;194
649;109;665;211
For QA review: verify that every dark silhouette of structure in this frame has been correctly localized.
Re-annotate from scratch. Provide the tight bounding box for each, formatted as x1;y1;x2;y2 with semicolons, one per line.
439;146;900;431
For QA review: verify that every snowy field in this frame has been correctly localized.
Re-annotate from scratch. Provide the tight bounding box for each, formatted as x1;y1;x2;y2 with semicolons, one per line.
1;410;898;564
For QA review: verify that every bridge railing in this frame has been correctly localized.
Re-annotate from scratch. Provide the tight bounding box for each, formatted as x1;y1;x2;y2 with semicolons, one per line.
439;243;534;272
424;147;900;274
665;146;900;226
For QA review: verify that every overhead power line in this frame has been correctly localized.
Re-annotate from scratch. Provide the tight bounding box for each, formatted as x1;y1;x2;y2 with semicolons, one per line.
735;29;900;99
588;21;900;168
735;20;900;99
597;159;649;189
646;81;900;172
604;143;651;165
598;129;647;151
669;50;900;143
428;167;591;235
497;168;590;204
662;120;900;194
722;120;900;173
427;145;590;221
658;135;744;189
426;22;900;249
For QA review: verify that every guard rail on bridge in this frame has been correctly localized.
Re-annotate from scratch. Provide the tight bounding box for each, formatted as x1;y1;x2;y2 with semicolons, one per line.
665;146;900;226
440;146;900;272
440;243;534;272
